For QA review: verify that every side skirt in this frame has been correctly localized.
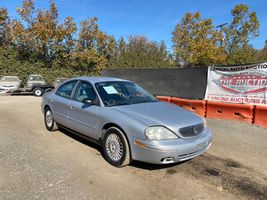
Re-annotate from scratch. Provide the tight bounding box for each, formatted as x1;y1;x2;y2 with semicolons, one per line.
57;124;101;146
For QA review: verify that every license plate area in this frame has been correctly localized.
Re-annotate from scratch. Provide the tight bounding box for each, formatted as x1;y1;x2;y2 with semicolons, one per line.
196;141;207;151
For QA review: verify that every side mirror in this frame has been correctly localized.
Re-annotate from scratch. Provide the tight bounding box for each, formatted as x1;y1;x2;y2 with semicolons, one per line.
82;98;97;105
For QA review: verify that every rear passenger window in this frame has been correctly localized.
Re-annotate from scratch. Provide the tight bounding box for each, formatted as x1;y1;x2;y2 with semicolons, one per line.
56;81;77;99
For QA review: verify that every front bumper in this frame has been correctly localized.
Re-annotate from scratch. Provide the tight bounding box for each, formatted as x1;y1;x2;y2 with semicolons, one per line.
0;86;19;93
131;128;212;164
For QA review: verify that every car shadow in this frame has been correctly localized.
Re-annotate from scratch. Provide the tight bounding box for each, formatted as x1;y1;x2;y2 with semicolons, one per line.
11;93;32;96
58;127;103;156
58;127;189;170
130;160;188;171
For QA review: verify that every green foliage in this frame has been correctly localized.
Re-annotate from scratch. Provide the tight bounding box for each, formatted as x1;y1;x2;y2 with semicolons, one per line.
255;40;267;62
172;4;261;66
226;44;258;64
0;0;116;80
0;46;91;85
0;0;265;81
11;0;77;66
224;4;260;64
109;36;174;68
172;11;226;66
71;17;115;74
0;7;11;46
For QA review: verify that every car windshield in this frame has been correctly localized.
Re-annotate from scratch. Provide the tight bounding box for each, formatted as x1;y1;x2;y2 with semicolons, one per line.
29;76;44;81
1;76;19;82
95;81;159;107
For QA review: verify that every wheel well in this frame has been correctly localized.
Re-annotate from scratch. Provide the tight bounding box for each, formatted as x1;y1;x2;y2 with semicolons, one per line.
44;105;50;111
101;123;124;138
101;123;131;153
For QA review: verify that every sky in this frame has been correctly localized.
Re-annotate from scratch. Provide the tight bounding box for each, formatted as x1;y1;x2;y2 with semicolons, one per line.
1;0;267;50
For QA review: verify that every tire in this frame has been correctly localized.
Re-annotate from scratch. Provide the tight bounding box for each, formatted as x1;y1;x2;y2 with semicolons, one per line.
102;127;131;167
33;88;44;97
44;107;58;131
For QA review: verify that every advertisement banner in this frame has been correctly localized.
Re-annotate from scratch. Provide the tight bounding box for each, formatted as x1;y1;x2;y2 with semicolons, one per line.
205;62;267;105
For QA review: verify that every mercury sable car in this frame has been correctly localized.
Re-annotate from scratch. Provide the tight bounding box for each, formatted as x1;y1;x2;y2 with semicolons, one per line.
42;77;212;167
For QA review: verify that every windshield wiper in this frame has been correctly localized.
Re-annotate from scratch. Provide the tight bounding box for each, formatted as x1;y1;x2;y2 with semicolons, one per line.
105;102;129;107
114;102;129;106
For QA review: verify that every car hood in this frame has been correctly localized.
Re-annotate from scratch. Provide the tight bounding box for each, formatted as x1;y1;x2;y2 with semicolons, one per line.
112;102;204;134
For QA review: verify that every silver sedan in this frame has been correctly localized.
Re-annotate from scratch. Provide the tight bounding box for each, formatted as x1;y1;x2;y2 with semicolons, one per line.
0;76;21;93
42;77;212;167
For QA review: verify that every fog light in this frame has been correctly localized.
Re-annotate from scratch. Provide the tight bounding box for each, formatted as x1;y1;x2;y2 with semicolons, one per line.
161;157;175;164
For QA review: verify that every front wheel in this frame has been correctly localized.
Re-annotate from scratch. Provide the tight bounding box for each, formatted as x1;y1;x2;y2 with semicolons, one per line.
44;107;58;131
102;127;131;167
33;88;44;97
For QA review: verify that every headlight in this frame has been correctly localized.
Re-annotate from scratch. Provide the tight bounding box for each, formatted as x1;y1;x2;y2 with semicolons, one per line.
145;126;178;140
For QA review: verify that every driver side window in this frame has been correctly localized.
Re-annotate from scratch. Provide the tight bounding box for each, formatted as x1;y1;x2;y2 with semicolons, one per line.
74;82;97;102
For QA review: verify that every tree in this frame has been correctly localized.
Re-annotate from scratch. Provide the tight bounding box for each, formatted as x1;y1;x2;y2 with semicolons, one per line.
172;11;226;66
0;7;11;46
11;0;77;66
78;17;115;60
224;4;259;64
70;17;115;74
109;36;174;68
256;40;267;62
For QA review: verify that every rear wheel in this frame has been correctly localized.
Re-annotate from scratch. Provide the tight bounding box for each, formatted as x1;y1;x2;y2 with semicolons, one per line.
102;127;131;167
44;107;58;131
33;88;44;97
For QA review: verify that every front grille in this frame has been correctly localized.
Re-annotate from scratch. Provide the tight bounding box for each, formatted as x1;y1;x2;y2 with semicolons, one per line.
179;123;204;137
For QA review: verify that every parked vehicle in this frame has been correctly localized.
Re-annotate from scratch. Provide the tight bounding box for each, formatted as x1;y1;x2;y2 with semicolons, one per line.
42;77;212;167
19;74;54;96
26;75;46;89
26;74;53;96
0;76;22;94
53;78;67;88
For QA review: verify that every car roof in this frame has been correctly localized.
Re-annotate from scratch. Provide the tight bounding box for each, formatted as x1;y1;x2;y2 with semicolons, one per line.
2;76;19;78
29;74;43;77
68;76;131;84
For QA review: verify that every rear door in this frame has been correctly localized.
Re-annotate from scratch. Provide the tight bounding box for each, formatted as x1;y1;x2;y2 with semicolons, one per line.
68;81;100;140
52;80;78;127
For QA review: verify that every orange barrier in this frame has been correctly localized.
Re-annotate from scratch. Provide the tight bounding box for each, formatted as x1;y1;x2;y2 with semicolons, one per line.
157;96;171;103
206;101;254;123
170;97;206;117
157;95;267;128
254;105;267;128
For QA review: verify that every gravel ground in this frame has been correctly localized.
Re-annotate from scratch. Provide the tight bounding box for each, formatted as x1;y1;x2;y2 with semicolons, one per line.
0;96;266;200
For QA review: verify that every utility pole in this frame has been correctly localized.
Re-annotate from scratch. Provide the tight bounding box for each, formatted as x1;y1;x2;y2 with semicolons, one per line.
216;23;228;29
216;23;228;46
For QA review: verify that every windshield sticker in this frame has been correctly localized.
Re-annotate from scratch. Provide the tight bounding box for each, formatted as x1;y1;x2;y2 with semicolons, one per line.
103;86;118;94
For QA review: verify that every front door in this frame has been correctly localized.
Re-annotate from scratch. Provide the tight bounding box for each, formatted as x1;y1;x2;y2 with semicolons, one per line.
68;81;100;139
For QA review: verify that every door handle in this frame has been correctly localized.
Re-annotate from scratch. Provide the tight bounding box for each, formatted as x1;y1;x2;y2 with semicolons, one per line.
70;106;75;110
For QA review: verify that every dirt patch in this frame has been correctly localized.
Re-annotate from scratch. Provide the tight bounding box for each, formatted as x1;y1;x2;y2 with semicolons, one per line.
169;154;267;200
225;159;242;168
166;168;177;175
203;168;221;176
